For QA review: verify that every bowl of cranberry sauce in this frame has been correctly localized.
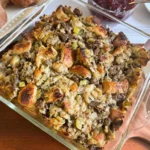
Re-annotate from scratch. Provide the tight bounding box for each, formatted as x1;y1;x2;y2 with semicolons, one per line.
88;0;138;20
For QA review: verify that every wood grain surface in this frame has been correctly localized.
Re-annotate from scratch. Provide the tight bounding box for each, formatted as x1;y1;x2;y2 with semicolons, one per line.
0;102;149;150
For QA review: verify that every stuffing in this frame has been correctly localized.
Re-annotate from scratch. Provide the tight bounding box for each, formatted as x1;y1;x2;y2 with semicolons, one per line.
0;5;149;150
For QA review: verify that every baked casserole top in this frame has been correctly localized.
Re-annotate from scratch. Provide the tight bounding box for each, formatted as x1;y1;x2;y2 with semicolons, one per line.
0;6;149;150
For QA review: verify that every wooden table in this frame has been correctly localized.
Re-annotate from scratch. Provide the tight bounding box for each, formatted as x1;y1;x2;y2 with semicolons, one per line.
0;102;149;150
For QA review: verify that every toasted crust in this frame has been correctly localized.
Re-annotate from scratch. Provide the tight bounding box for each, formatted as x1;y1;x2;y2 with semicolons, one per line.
53;5;70;22
70;65;91;78
13;41;32;54
87;26;107;37
127;69;142;100
113;32;128;47
36;46;57;68
34;69;42;80
97;65;105;75
45;88;63;103
18;83;37;107
61;46;73;68
52;62;68;73
133;48;150;66
70;83;78;92
110;108;124;121
103;80;129;94
49;117;65;130
112;46;127;56
33;28;42;40
77;48;88;64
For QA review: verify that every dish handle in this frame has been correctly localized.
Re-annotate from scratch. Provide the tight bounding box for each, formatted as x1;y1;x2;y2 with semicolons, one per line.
126;81;150;142
126;104;150;142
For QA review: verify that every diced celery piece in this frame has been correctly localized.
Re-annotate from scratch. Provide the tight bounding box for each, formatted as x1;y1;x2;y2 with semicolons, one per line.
87;38;95;43
76;95;82;101
19;82;25;88
55;44;60;50
123;100;131;108
36;89;41;99
78;29;84;35
73;26;80;34
72;41;78;50
79;80;88;86
76;118;83;130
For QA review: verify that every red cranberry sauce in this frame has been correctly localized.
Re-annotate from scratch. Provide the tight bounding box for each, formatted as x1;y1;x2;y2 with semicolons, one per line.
93;0;136;11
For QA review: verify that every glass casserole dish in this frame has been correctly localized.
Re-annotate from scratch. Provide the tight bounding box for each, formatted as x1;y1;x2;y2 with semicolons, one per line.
0;0;150;150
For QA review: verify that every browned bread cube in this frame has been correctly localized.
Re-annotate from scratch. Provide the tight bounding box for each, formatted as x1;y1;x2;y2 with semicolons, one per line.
18;83;37;107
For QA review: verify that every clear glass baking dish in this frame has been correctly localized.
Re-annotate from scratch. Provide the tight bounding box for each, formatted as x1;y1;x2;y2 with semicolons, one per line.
0;0;150;150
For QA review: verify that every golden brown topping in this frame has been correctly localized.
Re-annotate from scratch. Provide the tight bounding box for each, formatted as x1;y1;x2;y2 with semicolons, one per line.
10;55;20;67
52;62;68;73
110;108;124;121
13;41;32;54
97;65;105;75
113;32;128;47
53;5;70;22
133;47;150;66
61;46;73;68
49;117;65;130
77;48;87;64
33;28;42;40
45;88;63;103
70;65;91;78
103;79;129;94
133;68;142;80
18;83;37;107
112;46;127;56
77;48;92;67
70;82;78;92
0;85;14;99
87;26;107;37
36;46;57;68
34;69;42;80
